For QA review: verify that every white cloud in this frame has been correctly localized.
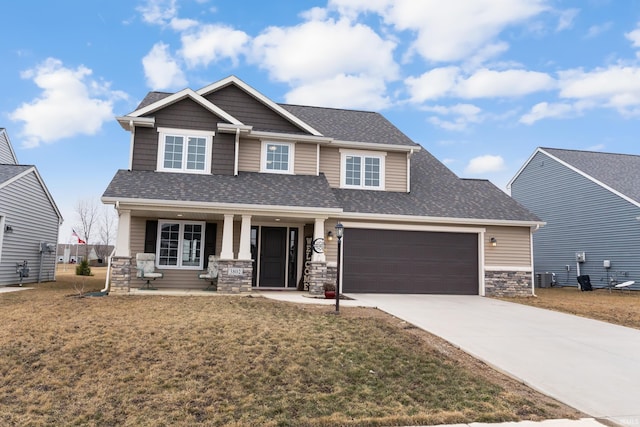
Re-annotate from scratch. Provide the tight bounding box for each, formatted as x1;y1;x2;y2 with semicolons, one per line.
284;74;390;110
559;66;640;113
625;25;640;47
457;68;555;98
586;22;612;38
137;0;177;26
169;17;198;31
142;42;187;90
519;101;575;124
405;67;459;102
251;18;398;83
406;67;554;102
464;155;506;174
180;24;249;68
425;103;483;131
9;58;125;148
556;8;579;31
332;0;548;63
585;143;605;151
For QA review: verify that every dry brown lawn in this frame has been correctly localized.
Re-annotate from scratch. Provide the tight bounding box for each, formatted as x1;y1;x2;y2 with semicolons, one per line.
499;286;640;329
0;266;582;426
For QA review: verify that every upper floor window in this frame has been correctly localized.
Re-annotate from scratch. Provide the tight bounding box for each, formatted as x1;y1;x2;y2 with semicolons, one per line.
340;150;385;190
261;141;294;174
157;127;213;174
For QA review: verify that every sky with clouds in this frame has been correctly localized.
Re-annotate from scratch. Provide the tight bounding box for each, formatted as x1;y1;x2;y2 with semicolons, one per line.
2;0;640;242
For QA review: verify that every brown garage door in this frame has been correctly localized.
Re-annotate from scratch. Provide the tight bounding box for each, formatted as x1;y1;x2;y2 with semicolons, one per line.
342;228;478;294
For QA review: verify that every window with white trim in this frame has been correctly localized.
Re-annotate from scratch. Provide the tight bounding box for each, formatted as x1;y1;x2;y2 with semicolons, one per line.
157;221;205;269
261;141;294;174
157;128;213;174
340;150;385;190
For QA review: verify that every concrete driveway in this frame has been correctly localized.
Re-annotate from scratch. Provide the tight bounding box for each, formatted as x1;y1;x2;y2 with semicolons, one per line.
350;294;640;426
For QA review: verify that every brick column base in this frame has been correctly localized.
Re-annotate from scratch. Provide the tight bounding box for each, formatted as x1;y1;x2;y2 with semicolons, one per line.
485;270;533;297
109;256;132;295
308;261;327;296
217;260;252;294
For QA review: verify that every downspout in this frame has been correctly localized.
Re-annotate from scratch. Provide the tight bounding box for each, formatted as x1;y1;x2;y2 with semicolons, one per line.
102;246;116;293
406;149;414;193
234;127;240;176
530;224;538;296
128;121;135;170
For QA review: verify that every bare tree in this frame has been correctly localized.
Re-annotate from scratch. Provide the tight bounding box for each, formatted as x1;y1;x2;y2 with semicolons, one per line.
94;206;117;262
75;198;100;258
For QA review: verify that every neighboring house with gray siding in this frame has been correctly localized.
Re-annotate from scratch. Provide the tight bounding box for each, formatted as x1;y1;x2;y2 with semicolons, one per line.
509;147;640;290
103;76;541;297
0;128;63;286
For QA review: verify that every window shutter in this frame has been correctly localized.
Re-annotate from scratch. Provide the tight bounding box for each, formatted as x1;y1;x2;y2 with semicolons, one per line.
203;223;217;262
144;220;158;253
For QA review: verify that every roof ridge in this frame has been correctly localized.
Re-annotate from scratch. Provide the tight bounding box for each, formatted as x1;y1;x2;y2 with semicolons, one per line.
542;147;640;158
280;103;378;114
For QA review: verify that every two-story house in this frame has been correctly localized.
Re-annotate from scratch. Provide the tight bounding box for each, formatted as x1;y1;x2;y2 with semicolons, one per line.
102;76;541;297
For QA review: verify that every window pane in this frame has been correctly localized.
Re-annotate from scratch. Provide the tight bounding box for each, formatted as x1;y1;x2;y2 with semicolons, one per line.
164;136;183;169
345;156;361;186
159;223;180;265
182;224;202;266
266;144;289;171
364;157;380;187
186;137;206;170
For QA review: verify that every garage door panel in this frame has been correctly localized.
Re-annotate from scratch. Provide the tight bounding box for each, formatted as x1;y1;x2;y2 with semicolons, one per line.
342;228;478;294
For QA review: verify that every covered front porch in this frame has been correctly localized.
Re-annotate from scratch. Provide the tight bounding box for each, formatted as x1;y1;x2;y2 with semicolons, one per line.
108;203;340;295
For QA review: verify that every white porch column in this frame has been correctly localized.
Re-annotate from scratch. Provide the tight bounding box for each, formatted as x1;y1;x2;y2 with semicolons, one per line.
311;218;326;262
220;214;235;260
114;209;131;257
238;215;252;260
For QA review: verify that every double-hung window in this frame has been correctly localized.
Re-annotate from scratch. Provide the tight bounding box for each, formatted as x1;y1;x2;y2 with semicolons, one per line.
340;150;385;190
157;221;205;269
261;141;294;174
157;128;213;174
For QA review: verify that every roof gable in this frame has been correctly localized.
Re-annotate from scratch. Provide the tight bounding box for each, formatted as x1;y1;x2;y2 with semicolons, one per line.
127;88;242;125
0;165;63;220
509;147;640;208
196;76;322;136
0;128;19;164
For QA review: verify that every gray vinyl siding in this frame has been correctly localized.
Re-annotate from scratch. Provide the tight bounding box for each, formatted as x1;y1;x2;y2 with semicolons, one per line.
131;127;157;171
0;170;59;285
212;133;234;175
0;131;17;164
204;85;307;134
511;151;640;289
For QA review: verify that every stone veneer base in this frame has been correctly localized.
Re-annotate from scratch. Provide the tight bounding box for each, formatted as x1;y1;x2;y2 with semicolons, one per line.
217;260;252;294
307;261;327;296
484;270;532;297
109;256;132;295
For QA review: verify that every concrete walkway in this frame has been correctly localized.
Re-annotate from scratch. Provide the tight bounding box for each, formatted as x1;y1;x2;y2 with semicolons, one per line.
0;286;33;293
350;294;640;427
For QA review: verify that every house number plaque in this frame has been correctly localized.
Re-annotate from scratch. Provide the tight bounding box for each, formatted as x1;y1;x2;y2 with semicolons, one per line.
228;267;244;276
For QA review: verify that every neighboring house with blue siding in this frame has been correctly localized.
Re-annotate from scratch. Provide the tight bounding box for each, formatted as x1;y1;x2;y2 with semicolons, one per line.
509;147;640;290
0;128;63;286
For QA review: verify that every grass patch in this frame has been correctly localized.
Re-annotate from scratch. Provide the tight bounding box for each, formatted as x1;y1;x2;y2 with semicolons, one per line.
499;287;640;329
0;267;581;426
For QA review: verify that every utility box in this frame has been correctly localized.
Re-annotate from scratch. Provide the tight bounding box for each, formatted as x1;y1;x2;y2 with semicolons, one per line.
575;252;586;263
535;272;554;288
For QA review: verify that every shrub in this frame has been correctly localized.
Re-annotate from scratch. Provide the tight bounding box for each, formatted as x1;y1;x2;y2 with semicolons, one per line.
75;259;92;276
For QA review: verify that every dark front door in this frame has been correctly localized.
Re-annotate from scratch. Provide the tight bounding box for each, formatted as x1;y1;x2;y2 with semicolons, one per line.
259;227;287;287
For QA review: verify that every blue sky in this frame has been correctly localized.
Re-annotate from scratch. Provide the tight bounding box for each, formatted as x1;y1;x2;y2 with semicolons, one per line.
2;0;640;243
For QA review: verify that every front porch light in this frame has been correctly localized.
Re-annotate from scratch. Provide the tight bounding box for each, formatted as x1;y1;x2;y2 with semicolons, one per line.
327;231;333;241
490;237;497;247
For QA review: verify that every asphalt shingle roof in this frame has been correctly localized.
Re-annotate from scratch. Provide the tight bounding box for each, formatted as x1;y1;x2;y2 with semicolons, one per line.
333;149;540;221
0;164;32;184
542;147;640;204
280;104;419;147
103;170;342;209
